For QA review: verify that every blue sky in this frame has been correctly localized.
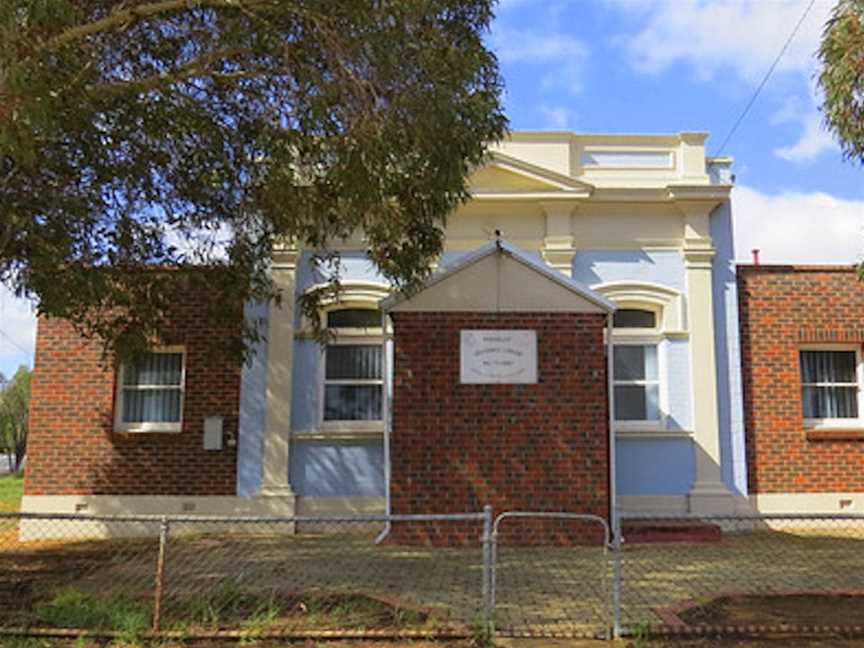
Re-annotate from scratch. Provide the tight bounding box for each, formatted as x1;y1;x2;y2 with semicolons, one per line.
1;0;863;378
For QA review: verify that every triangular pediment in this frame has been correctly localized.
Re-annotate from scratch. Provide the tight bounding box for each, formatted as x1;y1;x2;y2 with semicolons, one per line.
382;241;615;314
468;152;594;196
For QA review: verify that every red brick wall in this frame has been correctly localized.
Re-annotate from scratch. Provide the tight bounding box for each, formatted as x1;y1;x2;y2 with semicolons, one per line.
389;312;610;544
738;265;864;494
24;296;243;497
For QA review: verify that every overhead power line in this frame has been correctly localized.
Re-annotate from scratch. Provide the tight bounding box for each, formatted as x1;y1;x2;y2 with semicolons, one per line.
0;327;31;357
713;0;818;157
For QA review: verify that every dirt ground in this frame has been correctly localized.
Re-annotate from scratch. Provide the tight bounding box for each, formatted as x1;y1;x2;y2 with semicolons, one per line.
5;636;864;647
6;523;864;638
678;593;864;627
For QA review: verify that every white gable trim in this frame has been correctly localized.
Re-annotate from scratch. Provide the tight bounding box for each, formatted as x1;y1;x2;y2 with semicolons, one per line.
470;151;594;197
381;240;616;313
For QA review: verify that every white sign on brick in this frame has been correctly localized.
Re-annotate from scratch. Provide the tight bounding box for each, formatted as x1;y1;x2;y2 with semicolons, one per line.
460;330;537;384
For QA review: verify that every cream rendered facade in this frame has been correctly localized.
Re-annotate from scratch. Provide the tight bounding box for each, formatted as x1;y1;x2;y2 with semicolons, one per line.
249;130;746;518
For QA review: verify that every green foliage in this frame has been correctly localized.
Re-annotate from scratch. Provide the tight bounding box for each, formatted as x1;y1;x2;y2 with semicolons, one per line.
0;473;23;512
35;588;151;642
0;0;507;362
238;600;281;642
818;0;864;164
0;640;55;648
0;365;30;474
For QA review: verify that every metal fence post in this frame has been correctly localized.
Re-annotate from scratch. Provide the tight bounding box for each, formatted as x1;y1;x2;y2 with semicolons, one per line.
481;504;493;636
612;515;622;639
152;516;170;632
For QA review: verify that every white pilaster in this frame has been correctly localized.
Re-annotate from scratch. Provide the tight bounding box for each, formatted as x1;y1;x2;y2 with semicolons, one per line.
540;201;577;277
680;202;734;514
258;246;299;500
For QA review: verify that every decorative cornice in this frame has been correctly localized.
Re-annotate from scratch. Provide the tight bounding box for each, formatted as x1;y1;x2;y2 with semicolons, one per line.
471;191;592;201
683;247;716;268
272;251;299;269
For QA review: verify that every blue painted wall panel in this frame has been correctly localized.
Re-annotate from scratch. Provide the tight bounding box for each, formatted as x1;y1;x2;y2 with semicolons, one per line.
571;249;686;291
711;201;748;495
290;441;386;496
663;338;693;432
291;340;323;432
616;438;695;495
574;249;695;496
237;301;269;496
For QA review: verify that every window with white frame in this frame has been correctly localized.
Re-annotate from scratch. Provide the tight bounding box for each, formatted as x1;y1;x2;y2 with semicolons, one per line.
800;348;863;426
323;309;384;424
612;308;661;424
115;350;185;432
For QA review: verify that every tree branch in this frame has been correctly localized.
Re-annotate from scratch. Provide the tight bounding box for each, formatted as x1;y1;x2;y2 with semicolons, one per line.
38;0;275;53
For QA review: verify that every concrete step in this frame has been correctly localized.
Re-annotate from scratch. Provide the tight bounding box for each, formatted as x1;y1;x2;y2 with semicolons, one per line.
622;519;722;544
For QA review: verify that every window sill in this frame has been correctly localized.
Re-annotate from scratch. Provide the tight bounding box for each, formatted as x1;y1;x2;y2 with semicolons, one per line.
292;429;384;442
114;425;183;435
615;429;693;439
614;420;666;432
806;429;864;442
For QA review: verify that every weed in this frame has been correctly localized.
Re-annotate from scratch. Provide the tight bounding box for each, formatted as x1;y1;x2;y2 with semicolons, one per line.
628;620;650;648
469;617;493;648
35;587;150;642
239;598;281;643
0;639;55;648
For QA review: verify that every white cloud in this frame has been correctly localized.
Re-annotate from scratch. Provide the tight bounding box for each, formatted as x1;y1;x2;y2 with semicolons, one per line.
770;95;837;162
617;0;830;83
733;185;864;264
612;0;835;161
538;104;575;129
489;25;588;94
0;286;36;377
773;110;837;162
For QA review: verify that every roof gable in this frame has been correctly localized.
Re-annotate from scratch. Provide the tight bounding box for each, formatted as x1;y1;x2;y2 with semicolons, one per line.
382;240;616;314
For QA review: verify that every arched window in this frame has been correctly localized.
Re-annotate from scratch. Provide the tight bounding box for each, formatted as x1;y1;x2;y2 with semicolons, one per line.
612;309;661;425
300;281;391;431
594;281;687;432
322;307;385;425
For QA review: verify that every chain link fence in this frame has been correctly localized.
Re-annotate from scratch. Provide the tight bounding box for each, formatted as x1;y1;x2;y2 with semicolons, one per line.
615;513;864;637
2;511;489;640
491;512;611;639
5;510;864;640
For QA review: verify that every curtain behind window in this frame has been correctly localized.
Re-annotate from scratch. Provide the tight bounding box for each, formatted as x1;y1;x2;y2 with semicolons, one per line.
800;350;858;419
122;353;183;423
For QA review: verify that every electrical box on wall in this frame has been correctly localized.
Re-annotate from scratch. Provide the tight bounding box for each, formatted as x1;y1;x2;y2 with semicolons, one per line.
203;416;224;450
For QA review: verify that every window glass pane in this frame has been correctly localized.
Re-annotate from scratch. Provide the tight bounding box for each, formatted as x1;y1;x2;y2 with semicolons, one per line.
644;345;658;381
614;384;660;421
327;309;381;328
615;346;658;381
326;345;382;380
614;346;644;380
123;353;183;386
802;386;858;419
324;385;382;420
122;389;182;423
613;309;656;329
615;385;645;420
800;351;857;384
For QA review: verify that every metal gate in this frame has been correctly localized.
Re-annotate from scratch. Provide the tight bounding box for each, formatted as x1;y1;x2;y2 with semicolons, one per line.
489;511;612;639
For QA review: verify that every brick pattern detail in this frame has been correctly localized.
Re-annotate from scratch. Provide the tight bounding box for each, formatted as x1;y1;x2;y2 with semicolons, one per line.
24;297;243;497
738;265;864;494
389;312;610;545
